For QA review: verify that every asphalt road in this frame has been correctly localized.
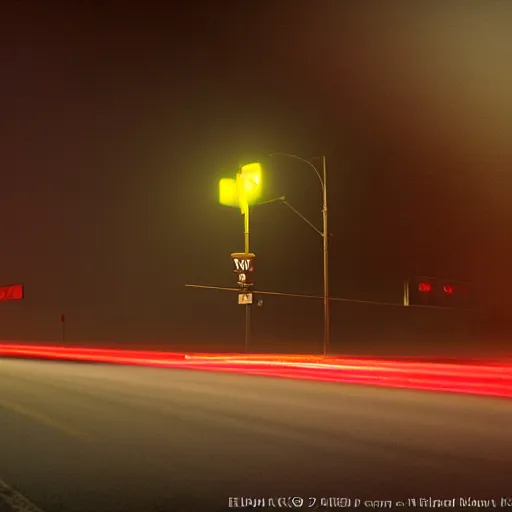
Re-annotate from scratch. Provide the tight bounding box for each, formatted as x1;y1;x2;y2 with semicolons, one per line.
0;359;511;512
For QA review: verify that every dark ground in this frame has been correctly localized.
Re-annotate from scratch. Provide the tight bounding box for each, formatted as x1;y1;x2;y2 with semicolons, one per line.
0;358;511;512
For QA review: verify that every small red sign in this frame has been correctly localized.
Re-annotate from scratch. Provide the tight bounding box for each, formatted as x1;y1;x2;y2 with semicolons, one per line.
0;284;24;301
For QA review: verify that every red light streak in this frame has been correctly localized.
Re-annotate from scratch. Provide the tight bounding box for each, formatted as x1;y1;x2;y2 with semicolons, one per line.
0;344;511;399
418;282;432;292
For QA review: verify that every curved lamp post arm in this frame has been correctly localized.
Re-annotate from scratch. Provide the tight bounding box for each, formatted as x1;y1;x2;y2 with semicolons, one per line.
270;152;325;193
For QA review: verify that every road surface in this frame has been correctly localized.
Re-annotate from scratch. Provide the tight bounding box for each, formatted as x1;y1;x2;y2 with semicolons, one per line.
0;358;511;511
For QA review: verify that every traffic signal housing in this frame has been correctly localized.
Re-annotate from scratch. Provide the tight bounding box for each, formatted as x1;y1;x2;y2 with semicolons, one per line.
219;162;263;212
404;277;471;309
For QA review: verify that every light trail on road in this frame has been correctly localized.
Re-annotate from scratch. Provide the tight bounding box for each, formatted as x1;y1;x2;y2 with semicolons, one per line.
1;343;511;398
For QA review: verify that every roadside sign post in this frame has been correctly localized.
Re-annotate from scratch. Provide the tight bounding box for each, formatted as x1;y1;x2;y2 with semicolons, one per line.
61;314;66;342
231;252;256;353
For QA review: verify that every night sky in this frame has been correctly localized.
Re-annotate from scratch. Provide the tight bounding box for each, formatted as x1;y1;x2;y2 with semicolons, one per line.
2;1;512;353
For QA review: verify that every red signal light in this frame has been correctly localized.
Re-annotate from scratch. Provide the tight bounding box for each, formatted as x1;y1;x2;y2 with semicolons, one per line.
418;282;432;292
443;284;454;294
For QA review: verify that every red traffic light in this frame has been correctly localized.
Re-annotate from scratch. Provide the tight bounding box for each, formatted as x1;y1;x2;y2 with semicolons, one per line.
418;282;432;293
407;276;471;308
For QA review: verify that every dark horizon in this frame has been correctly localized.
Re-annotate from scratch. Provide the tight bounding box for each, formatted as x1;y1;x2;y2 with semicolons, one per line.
1;1;512;355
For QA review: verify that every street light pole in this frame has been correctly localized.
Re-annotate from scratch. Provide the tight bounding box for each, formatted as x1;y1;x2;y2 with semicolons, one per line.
271;153;330;356
321;156;330;357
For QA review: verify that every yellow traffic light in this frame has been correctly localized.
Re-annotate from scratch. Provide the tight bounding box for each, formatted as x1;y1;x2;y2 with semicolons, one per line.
218;162;263;209
218;178;239;207
239;162;262;205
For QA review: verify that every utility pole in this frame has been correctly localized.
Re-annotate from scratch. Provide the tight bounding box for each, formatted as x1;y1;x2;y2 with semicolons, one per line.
271;153;331;356
321;155;330;357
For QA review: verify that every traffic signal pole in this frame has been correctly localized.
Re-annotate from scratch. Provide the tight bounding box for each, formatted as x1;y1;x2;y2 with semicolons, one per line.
219;163;261;355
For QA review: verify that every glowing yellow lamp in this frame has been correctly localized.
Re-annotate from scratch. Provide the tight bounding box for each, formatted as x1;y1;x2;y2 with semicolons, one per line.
219;178;239;207
218;162;262;212
239;162;262;205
